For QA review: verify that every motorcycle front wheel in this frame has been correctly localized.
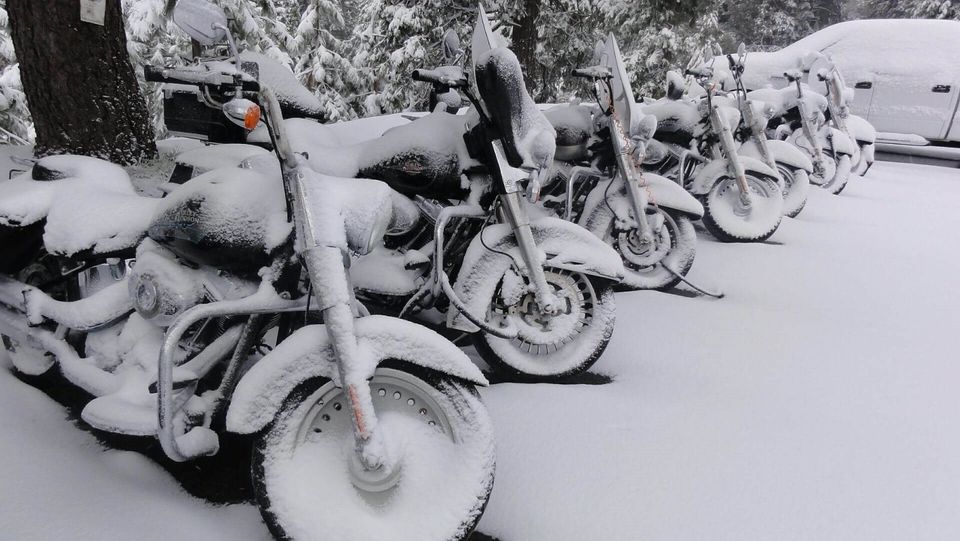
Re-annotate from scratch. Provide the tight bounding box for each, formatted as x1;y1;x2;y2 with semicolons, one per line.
776;164;810;218
701;174;783;243
606;209;696;291
824;153;853;195
252;363;495;541
474;267;616;381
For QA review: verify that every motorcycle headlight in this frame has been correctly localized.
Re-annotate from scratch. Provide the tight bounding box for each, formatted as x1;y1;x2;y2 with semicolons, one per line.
134;277;159;315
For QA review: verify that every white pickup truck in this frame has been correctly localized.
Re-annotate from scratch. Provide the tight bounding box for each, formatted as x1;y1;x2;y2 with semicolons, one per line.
722;19;960;144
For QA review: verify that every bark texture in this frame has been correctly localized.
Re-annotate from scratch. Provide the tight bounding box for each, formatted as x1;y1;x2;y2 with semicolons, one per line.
511;0;540;94
7;0;156;164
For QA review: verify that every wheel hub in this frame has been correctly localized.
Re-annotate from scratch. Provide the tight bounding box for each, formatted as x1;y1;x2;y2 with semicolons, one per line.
497;270;594;353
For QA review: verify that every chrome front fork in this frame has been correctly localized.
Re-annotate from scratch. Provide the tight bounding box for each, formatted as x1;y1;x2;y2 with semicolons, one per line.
712;104;753;207
288;163;388;473
499;191;561;314
798;101;827;176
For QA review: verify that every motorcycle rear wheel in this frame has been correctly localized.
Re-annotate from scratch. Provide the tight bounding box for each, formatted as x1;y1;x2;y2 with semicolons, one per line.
252;363;494;541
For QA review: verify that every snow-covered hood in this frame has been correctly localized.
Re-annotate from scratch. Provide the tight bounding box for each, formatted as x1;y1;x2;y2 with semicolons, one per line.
713;19;960;93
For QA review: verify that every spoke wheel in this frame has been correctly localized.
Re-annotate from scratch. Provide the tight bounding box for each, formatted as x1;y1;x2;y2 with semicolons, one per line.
608;209;696;290
475;268;615;381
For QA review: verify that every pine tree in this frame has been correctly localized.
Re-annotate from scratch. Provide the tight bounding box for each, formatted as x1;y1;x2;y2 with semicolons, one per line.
292;0;359;120
720;0;817;51
0;0;31;143
349;0;477;113
599;0;723;98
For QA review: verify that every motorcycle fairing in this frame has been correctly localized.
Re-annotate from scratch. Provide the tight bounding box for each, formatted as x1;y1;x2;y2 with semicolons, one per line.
225;315;487;434
447;216;625;333
688;155;779;195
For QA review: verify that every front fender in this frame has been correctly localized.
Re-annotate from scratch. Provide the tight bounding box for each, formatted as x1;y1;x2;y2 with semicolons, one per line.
845;114;877;144
689;156;778;195
825;127;857;156
739;139;814;173
448;216;625;333
225;316;486;434
580;175;703;230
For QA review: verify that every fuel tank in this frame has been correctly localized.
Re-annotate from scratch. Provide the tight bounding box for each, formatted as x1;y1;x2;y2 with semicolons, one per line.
147;167;292;275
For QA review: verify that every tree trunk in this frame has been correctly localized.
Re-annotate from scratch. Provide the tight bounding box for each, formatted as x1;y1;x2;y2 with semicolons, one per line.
7;0;156;164
511;0;540;94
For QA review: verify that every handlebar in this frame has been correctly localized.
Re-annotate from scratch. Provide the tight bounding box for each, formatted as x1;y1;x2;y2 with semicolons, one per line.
572;66;613;80
411;68;468;88
143;65;260;91
783;70;802;83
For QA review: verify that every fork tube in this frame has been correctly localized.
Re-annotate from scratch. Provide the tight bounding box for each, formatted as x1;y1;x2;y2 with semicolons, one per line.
712;104;753;205
499;192;559;313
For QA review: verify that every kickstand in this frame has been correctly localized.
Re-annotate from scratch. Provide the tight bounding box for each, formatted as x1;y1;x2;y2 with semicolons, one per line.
660;263;725;299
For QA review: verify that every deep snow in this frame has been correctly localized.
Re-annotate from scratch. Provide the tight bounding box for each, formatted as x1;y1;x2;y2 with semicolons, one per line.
2;160;960;540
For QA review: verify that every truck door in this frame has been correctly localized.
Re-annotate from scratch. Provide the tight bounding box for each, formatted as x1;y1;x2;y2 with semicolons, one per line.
867;78;957;140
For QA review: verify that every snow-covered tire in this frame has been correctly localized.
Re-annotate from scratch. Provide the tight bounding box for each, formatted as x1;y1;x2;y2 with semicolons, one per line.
809;154;836;187
777;164;809;218
605;210;696;291
824;154;853;195
701;175;783;243
252;363;495;541
474;269;615;381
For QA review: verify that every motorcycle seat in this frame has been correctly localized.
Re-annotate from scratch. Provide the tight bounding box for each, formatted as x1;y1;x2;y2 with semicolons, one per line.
544;105;593;162
473;47;556;170
290;112;471;199
0;155;155;257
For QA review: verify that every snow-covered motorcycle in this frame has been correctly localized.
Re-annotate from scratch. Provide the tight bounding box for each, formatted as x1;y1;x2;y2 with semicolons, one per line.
543;34;703;290
0;1;495;539
642;67;784;242
748;70;857;195
285;8;625;381
805;52;877;177
724;45;813;217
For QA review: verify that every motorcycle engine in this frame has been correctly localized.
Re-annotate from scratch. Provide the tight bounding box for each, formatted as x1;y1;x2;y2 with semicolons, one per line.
128;241;257;326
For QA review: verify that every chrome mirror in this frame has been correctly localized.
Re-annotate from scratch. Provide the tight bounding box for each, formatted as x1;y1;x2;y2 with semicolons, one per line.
173;0;229;46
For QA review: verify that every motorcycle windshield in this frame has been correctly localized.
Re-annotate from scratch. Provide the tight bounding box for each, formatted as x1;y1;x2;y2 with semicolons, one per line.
602;34;637;132
469;4;555;171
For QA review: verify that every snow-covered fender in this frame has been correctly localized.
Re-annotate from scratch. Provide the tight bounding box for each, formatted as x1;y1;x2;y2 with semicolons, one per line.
688;156;779;196
738;139;813;173
579;173;703;234
447;216;625;333
225;315;487;434
845;114;877;145
825;126;857;156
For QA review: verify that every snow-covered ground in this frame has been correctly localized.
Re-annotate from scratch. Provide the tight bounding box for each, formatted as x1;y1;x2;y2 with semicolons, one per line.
3;160;960;540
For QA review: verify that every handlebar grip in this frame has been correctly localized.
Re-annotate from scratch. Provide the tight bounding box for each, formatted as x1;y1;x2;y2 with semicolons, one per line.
571;68;591;78
412;69;467;88
685;68;707;78
143;65;260;92
143;65;170;83
411;69;436;84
